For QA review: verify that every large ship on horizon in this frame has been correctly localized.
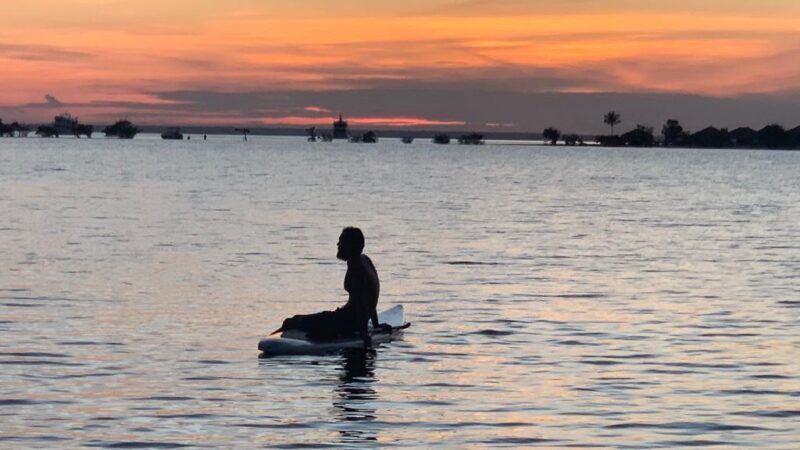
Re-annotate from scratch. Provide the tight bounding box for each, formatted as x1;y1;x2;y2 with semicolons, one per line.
332;113;348;140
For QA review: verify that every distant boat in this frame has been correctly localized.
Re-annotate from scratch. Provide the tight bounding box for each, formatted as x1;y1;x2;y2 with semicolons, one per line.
51;113;92;137
362;131;378;143
433;134;451;144
161;127;183;140
333;113;349;140
401;136;414;144
458;132;485;145
53;113;78;135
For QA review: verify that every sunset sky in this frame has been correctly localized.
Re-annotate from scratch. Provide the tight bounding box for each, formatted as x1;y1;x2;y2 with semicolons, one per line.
2;0;800;132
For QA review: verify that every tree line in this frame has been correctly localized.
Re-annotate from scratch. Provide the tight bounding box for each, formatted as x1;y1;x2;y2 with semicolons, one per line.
543;111;800;150
0;114;139;139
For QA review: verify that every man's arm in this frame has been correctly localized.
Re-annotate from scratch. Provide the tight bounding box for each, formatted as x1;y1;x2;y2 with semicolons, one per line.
371;309;380;328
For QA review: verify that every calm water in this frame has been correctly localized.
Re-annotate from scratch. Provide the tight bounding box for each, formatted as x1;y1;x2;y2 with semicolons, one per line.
1;135;799;448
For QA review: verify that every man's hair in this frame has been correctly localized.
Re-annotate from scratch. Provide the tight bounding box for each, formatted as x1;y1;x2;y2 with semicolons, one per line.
341;227;365;254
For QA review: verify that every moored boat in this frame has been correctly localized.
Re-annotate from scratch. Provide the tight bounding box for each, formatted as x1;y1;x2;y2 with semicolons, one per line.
161;127;183;140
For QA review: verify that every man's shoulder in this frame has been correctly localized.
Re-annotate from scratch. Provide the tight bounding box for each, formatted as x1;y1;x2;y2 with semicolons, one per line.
348;254;376;271
361;254;378;269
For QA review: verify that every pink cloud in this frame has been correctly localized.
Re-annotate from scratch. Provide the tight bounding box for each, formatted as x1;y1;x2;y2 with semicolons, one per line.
303;105;331;113
260;115;465;127
485;122;517;128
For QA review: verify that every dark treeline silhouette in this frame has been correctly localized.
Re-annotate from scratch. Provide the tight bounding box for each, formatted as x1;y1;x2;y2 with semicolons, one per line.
349;130;379;143
2;114;93;138
589;111;800;149
0;119;31;137
543;127;560;145
565;133;584;146
3;108;800;149
606;122;800;149
458;132;485;145
432;133;451;144
103;120;139;139
53;113;93;138
36;125;59;138
0;114;135;139
621;125;655;147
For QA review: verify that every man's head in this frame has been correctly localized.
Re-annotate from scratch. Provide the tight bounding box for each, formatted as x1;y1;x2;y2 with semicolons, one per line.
337;227;365;261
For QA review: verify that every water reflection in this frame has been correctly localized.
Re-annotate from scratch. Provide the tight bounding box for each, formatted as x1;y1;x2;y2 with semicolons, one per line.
4;140;800;447
334;349;378;444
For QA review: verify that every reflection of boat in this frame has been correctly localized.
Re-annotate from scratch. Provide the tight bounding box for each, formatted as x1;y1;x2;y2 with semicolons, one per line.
401;136;414;144
160;127;183;140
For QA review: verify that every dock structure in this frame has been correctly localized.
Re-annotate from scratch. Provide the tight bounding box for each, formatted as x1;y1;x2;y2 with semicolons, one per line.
332;113;349;140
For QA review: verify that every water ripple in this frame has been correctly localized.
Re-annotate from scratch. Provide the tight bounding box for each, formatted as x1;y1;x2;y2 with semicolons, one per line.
2;140;798;448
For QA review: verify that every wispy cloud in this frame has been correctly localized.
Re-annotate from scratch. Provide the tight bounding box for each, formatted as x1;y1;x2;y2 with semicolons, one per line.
0;43;92;62
2;2;800;126
303;106;331;114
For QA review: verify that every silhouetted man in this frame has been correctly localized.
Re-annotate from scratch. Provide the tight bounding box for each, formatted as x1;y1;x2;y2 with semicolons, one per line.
276;227;389;343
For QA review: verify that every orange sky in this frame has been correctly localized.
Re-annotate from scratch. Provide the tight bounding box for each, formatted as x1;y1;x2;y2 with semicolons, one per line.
1;1;799;128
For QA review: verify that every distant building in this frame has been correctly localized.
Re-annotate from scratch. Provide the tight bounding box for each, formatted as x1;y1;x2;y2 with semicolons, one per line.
729;127;757;147
333;114;349;140
690;126;730;148
787;126;800;148
620;126;655;147
756;124;791;149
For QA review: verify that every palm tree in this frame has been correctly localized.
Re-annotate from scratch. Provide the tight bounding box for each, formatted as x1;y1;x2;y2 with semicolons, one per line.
604;111;621;135
662;119;684;147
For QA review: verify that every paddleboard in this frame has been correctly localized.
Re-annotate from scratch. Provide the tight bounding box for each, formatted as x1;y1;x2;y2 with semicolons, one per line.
258;305;410;356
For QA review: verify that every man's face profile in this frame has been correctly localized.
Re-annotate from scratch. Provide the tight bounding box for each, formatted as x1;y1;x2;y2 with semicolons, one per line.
336;233;346;260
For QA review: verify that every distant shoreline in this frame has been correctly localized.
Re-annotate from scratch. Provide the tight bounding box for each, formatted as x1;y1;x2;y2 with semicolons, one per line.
135;126;547;142
5;131;799;152
3;122;799;151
